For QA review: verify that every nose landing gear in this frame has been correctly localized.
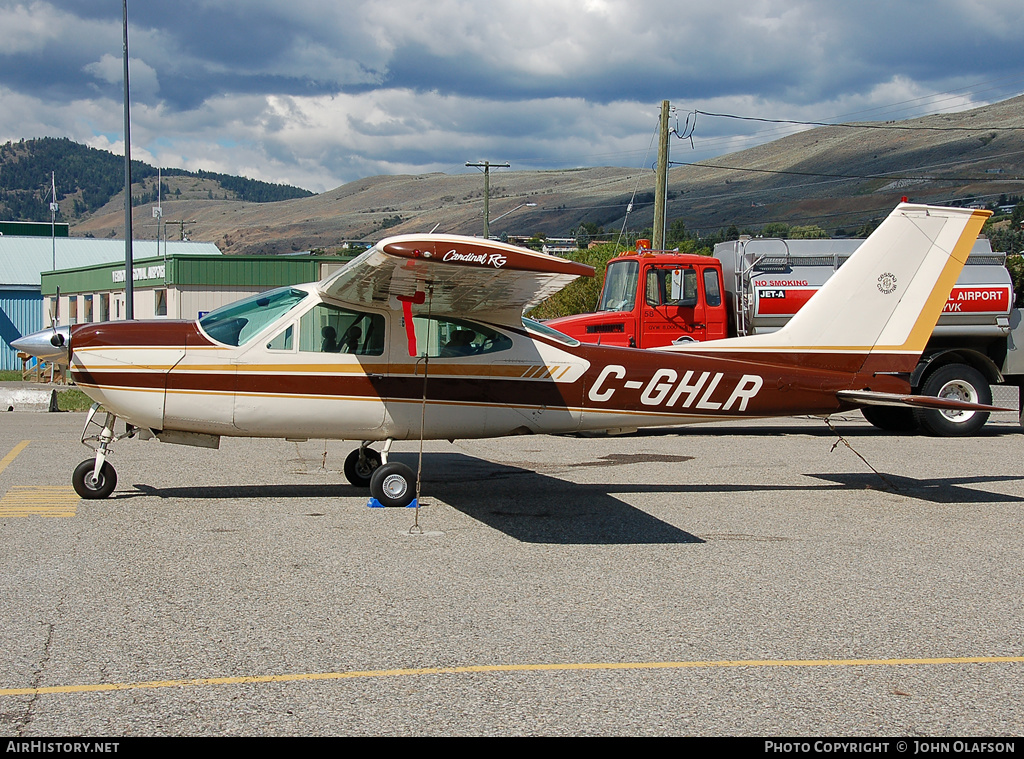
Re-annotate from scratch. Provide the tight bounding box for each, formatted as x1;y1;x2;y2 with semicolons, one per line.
72;404;135;499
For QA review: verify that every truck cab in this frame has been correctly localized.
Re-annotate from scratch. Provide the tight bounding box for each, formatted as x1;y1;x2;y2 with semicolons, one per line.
546;240;728;349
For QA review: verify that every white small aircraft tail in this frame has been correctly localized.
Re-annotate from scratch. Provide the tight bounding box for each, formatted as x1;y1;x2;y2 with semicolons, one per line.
674;203;991;359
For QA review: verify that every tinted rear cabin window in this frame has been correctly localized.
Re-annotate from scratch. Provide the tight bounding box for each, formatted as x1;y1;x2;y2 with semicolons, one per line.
411;316;512;358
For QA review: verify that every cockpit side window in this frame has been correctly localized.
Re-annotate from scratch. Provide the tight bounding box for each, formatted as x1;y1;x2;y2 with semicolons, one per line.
266;324;294;351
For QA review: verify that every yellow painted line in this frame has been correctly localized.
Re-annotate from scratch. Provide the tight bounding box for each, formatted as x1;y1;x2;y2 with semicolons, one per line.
0;486;79;518
1;655;1020;698
0;441;30;476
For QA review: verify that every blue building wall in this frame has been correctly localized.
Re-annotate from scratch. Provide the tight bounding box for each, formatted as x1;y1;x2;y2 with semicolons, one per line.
0;289;43;371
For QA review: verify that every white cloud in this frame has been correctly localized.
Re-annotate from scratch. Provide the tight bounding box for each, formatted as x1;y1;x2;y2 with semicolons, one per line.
0;1;63;53
1;1;1021;192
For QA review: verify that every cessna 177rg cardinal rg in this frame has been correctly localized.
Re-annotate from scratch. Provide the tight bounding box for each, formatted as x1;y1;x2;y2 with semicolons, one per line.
13;203;1003;505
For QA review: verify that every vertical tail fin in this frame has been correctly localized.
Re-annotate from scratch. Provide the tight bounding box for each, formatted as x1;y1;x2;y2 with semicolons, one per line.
682;203;991;367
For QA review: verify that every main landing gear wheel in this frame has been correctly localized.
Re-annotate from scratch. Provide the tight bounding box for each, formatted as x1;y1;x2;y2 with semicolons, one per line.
914;363;991;437
369;462;416;508
344;448;382;487
72;459;117;499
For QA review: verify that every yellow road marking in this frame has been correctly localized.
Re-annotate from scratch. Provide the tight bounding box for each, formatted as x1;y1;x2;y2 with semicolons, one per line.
0;440;30;476
1;655;1021;697
0;486;79;518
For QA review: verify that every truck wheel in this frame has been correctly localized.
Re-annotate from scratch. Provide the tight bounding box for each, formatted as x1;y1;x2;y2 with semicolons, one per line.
913;364;991;437
861;407;918;432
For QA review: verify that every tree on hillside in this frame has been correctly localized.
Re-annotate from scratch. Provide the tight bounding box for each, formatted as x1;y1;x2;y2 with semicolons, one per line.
527;243;626;319
985;202;1024;305
762;222;790;238
0;137;314;223
574;221;606;248
789;224;828;239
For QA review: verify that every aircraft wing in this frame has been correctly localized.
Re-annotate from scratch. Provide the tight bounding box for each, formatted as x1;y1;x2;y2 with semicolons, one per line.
317;234;594;314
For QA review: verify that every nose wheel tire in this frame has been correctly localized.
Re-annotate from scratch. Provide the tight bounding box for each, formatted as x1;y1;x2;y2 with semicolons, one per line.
72;459;117;499
344;448;382;488
369;462;416;508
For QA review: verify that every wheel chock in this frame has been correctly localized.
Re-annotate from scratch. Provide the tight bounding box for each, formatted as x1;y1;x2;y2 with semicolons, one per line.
366;497;419;508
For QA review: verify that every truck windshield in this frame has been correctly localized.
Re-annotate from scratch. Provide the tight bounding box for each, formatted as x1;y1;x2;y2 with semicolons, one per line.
199;287;309;346
597;260;639;312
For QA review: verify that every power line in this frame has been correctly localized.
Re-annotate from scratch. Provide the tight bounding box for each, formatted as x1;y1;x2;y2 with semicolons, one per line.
669;160;1024;183
693;109;1024;132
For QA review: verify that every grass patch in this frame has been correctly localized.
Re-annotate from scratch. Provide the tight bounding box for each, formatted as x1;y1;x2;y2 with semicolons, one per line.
56;388;95;412
0;370;21;381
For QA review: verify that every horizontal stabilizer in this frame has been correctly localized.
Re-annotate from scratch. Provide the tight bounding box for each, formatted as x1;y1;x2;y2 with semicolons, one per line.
837;389;1008;413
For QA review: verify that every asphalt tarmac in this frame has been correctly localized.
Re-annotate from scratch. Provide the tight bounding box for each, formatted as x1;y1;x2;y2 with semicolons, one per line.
0;410;1021;736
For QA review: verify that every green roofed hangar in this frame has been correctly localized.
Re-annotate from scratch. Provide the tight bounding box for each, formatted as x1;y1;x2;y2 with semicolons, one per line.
41;251;352;326
1;224;355;371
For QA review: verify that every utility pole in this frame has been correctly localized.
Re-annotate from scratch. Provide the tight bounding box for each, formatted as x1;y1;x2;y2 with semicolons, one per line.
166;219;197;241
49;172;58;272
653;100;670;251
466;160;510;238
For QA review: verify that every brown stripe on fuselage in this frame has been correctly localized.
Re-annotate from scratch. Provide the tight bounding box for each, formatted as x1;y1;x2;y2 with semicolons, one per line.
68;319;912;423
79;367;581;408
86;346;892;418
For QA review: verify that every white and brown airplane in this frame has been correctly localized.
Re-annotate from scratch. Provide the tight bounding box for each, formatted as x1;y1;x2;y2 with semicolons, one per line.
13;203;1003;505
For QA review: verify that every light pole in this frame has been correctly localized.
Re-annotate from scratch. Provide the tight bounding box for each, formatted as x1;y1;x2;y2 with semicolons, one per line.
122;0;134;319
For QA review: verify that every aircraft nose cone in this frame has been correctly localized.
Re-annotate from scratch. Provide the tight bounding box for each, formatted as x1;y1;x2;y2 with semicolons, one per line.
11;327;70;363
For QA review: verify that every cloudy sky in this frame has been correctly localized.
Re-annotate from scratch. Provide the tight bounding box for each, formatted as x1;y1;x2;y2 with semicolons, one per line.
2;0;1023;193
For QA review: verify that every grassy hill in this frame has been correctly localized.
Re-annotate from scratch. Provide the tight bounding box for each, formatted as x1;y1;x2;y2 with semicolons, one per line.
4;95;1023;255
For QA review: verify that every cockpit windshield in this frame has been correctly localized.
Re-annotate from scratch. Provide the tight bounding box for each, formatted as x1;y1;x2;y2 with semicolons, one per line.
597;260;639;312
199;287;309;346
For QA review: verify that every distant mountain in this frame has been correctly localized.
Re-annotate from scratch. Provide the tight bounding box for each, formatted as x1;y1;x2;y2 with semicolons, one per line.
0;137;313;223
5;95;1023;256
